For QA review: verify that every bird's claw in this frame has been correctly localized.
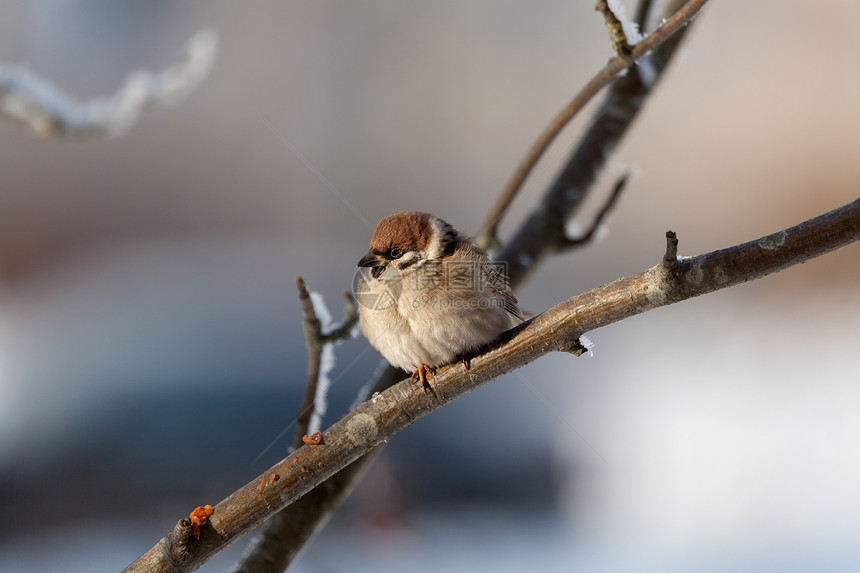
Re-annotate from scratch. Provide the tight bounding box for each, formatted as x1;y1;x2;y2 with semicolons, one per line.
461;351;472;370
411;364;436;394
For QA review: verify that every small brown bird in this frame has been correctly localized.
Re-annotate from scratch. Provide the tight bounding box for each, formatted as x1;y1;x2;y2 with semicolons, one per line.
355;212;523;386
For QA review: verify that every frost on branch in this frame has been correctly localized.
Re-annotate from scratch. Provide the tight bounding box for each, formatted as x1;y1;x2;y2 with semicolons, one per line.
308;291;335;435
607;0;644;45
0;29;217;137
596;0;643;56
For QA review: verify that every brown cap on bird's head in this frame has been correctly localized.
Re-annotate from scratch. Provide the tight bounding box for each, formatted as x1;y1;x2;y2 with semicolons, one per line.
368;212;434;254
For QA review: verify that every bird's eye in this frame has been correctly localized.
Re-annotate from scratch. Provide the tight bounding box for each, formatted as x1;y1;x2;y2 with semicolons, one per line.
389;247;403;259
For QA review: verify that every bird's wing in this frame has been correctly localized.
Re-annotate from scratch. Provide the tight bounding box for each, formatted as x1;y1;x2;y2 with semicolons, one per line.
455;241;524;323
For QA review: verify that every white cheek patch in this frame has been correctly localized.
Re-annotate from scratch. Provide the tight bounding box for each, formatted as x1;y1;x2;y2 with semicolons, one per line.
426;235;443;261
426;216;458;260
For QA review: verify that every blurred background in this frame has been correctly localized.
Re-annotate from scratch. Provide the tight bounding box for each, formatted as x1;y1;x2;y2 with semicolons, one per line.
0;1;858;571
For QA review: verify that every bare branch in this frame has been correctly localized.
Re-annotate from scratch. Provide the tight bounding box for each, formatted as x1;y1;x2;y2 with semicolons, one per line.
295;279;358;444
0;29;217;137
230;450;378;573
124;199;860;573
321;292;359;344
232;279;359;573
294;277;324;449
476;0;710;250
499;0;701;288
664;230;680;263
559;173;628;250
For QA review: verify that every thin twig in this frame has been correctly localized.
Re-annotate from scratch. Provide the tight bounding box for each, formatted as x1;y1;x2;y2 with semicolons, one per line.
125;198;860;573
476;0;710;250
294;277;324;449
559;173;628;249
321;292;359;344
293;279;359;446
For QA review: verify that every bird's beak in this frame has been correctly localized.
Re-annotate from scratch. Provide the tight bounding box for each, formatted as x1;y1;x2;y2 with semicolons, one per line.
357;251;386;279
357;251;383;268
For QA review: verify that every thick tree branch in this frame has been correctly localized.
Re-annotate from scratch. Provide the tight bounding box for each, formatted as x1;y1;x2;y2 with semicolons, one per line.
477;0;709;250
124;199;860;573
0;29;216;137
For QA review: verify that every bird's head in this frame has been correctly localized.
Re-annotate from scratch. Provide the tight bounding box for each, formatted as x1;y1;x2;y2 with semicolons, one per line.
357;212;460;278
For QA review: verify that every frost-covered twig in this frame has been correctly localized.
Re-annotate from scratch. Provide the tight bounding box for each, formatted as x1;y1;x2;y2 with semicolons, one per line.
477;0;709;250
596;0;642;56
229;278;358;573
0;29;217;137
124;199;860;573
294;277;359;449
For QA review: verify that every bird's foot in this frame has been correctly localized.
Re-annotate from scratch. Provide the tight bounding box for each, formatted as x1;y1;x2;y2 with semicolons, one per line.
461;351;472;370
411;364;436;394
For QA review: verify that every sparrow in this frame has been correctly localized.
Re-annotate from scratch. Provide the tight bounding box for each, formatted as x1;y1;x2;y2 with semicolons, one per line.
355;212;523;388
